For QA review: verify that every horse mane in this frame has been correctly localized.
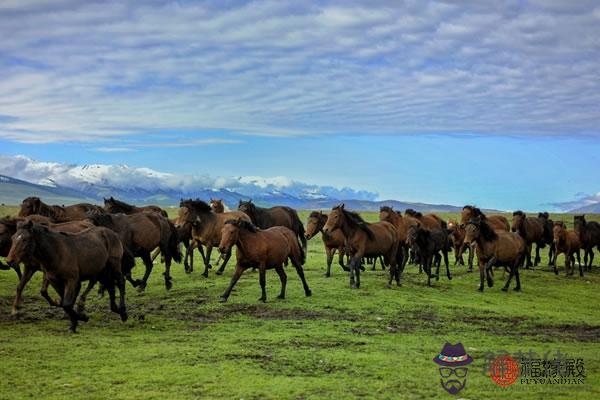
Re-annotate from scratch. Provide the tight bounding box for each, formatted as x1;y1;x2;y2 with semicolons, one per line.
380;206;393;212
86;212;115;228
106;197;135;212
405;208;423;218
180;199;212;213
336;206;374;240
513;210;525;217
225;219;257;232
472;217;498;241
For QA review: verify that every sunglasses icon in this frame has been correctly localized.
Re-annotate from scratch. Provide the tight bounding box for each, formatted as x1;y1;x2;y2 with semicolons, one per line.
439;367;468;378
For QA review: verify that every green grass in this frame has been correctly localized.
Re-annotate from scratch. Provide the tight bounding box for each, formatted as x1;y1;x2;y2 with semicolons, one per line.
1;206;599;399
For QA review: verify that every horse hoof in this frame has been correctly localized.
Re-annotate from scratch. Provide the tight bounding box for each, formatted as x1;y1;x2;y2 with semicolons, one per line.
277;294;285;300
79;314;89;322
202;272;209;278
218;296;228;303
165;281;173;291
447;276;452;280
120;311;128;322
478;287;484;292
501;287;508;292
514;287;521;292
324;273;330;277
137;285;146;293
215;270;223;276
207;264;213;270
69;327;78;334
305;290;312;297
259;297;266;303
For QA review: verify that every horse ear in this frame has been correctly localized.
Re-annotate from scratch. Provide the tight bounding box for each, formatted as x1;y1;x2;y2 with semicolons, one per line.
340;203;345;209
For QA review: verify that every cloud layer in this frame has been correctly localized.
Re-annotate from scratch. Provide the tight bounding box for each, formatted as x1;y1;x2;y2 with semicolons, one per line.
0;154;377;201
0;0;599;145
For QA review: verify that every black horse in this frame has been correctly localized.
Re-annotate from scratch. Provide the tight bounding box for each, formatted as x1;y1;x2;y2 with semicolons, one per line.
574;215;600;271
238;200;307;252
538;212;555;265
407;224;452;287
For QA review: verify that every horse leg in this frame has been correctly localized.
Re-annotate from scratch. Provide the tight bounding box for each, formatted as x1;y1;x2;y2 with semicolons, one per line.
426;254;433;287
11;264;37;315
478;260;485;292
163;255;173;290
275;265;287;299
533;243;541;267
548;245;554;267
216;249;233;275
525;243;533;268
588;249;594;271
40;274;61;307
434;253;441;281
62;280;87;333
325;247;334;277
444;250;451;280
202;245;213;278
485;257;496;288
219;264;245;302
338;247;349;271
116;272;128;322
576;250;583;277
258;264;268;302
292;260;312;297
137;252;154;292
553;248;560;275
468;245;474;272
76;279;97;313
150;247;161;263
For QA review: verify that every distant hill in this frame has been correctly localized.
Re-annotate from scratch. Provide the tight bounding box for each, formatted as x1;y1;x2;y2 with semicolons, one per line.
0;173;479;212
569;202;600;213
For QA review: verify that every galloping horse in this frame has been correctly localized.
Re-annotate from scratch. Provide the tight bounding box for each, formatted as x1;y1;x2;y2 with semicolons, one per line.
305;211;348;277
460;206;510;270
538;212;555;264
464;216;526;292
379;206;418;270
323;205;401;289
511;211;547;268
573;215;600;270
238;200;307;252
19;197;103;222
407;224;452;286
552;222;582;276
177;199;250;277
447;219;470;268
86;212;181;291
6;221;127;332
218;219;311;303
404;209;446;229
103;197;168;217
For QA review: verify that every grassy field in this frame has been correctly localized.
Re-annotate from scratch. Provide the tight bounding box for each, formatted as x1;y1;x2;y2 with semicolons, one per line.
0;205;599;399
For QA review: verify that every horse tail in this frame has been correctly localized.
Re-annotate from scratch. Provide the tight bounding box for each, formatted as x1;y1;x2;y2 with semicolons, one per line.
298;236;306;265
161;218;182;264
121;245;136;275
286;207;307;252
440;219;447;229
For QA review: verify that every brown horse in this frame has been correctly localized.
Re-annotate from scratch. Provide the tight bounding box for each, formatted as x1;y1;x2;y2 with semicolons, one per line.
238;200;306;252
177;199;250;277
573;215;600;270
404;209;446;229
323;204;401;289
305;211;348;277
379;206;419;270
210;198;226;213
8;217;94;315
552;222;582;276
103;196;168;217
511;211;546;268
86;212;181;291
447;219;472;269
461;206;510;231
19;196;103;222
464;216;526;292
6;221;127;332
218;219;311;303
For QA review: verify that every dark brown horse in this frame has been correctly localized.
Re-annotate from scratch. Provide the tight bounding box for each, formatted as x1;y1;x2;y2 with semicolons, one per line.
404;209;446;229
305;211;348;277
238;200;306;252
464;216;526;292
323;204;401;289
19;196;103;222
406;224;452;286
86;212;181;291
538;212;555;264
511;211;546;268
379;206;419;270
218;219;311;303
104;196;168;217
574;215;600;270
210;198;226;213
447;219;472;269
177;199;250;277
552;222;582;276
6;221;127;332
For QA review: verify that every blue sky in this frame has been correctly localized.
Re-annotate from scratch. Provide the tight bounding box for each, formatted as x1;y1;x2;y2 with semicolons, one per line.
1;1;599;210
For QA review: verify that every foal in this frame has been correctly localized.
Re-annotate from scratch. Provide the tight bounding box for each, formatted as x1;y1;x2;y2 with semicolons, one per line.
552;222;582;276
406;224;452;286
218;219;311;303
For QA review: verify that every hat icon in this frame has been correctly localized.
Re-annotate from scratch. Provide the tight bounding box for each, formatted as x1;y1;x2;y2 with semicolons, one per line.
433;342;473;367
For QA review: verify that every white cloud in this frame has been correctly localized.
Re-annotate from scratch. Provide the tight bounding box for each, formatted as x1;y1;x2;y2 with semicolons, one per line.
0;1;599;144
0;154;378;201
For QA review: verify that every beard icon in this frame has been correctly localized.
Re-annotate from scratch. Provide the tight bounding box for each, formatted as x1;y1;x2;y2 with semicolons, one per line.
433;343;473;395
440;375;467;395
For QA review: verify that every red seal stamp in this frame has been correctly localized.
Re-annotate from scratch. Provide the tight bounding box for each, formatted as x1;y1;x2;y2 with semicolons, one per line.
489;355;520;387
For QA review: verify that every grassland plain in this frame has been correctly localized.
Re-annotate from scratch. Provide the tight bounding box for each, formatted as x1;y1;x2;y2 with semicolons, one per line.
0;205;599;399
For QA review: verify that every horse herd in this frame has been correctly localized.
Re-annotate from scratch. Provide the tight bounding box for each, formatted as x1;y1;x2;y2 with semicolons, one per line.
0;196;598;332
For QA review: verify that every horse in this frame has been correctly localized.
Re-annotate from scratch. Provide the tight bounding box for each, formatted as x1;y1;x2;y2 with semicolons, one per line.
86;212;181;291
323;204;401;289
379;206;419;270
103;196;168;217
404;208;446;229
217;219;311;303
177;199;250;277
552;222;582;276
461;206;510;231
538;212;555;264
5;217;95;315
305;211;348;277
238;200;307;252
19;196;103;222
447;219;472;269
511;211;547;268
464;216;526;292
573;215;600;271
210;199;226;213
6;220;127;332
407;224;452;286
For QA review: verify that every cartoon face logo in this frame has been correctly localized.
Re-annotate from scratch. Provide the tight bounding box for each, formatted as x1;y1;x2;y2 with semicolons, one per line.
433;343;473;395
